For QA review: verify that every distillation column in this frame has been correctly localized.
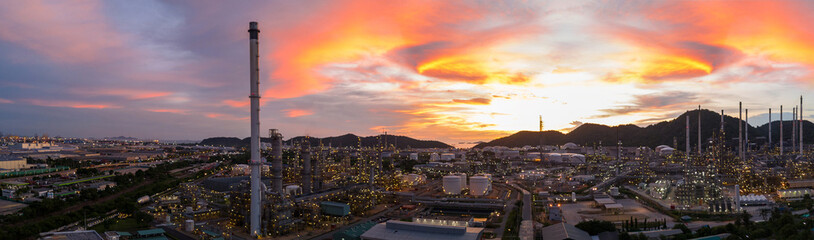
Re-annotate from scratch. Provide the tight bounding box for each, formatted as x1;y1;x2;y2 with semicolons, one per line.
301;140;312;194
271;129;283;194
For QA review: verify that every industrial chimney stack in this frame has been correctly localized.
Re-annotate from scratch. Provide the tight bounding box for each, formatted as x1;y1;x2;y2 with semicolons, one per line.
686;112;690;161
720;110;724;133
793;107;797;153
738;102;743;160
698;106;702;155
247;21;262;237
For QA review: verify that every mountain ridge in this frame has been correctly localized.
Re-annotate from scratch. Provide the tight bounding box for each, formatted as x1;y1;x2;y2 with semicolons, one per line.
474;109;814;148
200;133;453;149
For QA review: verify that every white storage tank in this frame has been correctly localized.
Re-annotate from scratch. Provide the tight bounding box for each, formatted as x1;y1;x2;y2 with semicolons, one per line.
403;174;426;186
184;219;194;232
569;154;586;163
455;173;468;189
232;164;250;175
545;153;562;163
285;185;302;196
469;176;490;196
610;187;620;197
443;175;462;195
430;153;440;161
476;173;493;191
137;195;150;204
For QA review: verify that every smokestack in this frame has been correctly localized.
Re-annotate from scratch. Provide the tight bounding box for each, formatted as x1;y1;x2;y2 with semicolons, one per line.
271;129;283;193
301;139;312;194
745;109;749;154
539;115;544;153
801;96;804;154
781;105;784;155
698;106;702;155
686;112;690;161
793;107;797;153
769;108;772;147
721;110;724;133
248;21;262;237
739;102;743;160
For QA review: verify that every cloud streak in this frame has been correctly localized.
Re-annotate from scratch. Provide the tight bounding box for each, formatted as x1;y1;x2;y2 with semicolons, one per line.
2;0;814;146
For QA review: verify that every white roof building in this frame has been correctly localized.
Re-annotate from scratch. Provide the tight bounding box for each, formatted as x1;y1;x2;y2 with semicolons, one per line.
540;223;590;240
361;220;484;240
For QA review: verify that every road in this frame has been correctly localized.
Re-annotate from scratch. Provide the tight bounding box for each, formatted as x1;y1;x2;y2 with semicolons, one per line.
495;185;520;239
589;170;632;193
506;183;532;220
508;183;534;240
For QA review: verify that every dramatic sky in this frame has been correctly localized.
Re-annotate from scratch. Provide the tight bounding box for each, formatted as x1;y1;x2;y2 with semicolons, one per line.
2;1;814;146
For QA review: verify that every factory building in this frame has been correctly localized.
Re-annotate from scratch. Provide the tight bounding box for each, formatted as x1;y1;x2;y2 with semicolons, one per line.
778;188;814;199
412;216;474;227
320;201;350;216
0;155;29;171
540;223;591;240
360;220;484;240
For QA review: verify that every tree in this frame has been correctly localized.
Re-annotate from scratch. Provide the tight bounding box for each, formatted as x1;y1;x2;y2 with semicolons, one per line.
802;194;813;210
740;210;752;226
575;220;616;235
673;223;691;234
133;211;154;226
760;208;771;221
635;233;648;240
382;159;392;172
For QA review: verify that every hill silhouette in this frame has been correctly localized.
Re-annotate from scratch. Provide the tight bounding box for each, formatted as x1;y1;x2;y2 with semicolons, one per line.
474;109;812;149
200;133;452;149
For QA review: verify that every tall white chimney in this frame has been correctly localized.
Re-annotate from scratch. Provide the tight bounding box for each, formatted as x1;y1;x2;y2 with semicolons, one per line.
247;21;262;237
781;105;784;155
769;108;772;146
793;107;797;153
801;96;804;154
745;109;749;154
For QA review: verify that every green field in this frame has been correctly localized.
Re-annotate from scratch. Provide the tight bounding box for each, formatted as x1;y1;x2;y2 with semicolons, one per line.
53;175;113;187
